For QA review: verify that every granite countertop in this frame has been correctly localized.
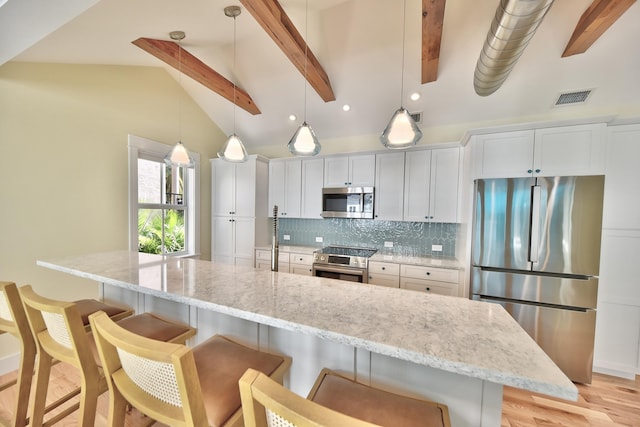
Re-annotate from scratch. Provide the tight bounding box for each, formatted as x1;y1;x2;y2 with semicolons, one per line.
37;251;577;401
256;245;462;269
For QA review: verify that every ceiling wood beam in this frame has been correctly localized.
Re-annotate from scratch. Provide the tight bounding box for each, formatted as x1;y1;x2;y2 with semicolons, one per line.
422;0;447;84
132;37;261;115
239;0;336;102
562;0;636;57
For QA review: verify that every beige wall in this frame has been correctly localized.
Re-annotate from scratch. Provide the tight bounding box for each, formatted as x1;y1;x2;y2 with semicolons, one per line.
0;62;225;360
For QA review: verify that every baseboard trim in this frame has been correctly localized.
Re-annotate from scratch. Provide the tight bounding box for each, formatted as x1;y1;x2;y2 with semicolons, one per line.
593;363;637;380
0;352;20;376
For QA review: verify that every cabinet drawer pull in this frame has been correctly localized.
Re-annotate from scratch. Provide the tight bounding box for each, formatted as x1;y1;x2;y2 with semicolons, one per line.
381;267;386;270
426;272;431;276
425;287;430;292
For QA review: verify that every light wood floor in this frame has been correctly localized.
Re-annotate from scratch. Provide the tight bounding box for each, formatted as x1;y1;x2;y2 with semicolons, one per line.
1;362;639;426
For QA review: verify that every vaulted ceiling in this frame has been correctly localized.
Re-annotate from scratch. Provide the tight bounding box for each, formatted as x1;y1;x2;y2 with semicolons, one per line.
2;0;639;151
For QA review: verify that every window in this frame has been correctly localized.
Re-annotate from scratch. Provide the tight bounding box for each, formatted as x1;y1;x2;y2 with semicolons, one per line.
128;135;200;256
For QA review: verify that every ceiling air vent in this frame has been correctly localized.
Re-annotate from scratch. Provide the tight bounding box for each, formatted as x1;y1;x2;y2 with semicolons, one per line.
554;89;592;107
409;111;423;124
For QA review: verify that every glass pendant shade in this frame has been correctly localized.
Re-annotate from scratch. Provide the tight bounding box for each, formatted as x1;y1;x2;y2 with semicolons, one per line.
164;141;195;168
288;122;321;156
218;134;248;163
380;107;422;149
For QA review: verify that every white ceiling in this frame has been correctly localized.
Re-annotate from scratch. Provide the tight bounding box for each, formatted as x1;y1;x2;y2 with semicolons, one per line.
2;0;640;150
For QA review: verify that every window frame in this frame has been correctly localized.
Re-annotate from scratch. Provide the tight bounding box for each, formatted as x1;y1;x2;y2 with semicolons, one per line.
128;134;200;257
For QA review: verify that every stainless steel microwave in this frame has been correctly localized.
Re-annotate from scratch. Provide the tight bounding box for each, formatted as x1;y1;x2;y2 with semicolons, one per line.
321;187;374;219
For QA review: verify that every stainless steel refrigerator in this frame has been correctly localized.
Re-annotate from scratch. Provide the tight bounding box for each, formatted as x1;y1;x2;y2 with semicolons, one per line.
471;175;604;384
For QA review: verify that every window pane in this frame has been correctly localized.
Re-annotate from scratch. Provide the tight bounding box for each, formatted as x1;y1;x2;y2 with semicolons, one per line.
138;209;186;255
165;164;185;205
138;209;162;254
138;159;162;203
163;209;185;254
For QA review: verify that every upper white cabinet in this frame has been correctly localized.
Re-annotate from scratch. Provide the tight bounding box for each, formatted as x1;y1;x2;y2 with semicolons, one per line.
374;152;405;221
473;123;606;178
602;124;640;230
300;158;324;219
324;154;375;187
268;159;302;218
212;156;264;217
403;148;460;223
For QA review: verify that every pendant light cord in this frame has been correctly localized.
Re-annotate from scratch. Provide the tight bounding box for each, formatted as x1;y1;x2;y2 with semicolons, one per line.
400;0;407;108
303;0;309;122
233;14;238;134
178;38;183;141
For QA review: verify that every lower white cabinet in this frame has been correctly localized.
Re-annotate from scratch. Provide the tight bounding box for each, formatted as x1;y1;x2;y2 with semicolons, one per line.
368;261;400;288
399;265;459;297
212;217;257;266
289;253;313;276
255;249;289;272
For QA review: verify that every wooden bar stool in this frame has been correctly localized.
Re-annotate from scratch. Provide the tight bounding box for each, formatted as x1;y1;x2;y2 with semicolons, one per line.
0;281;135;426
89;311;292;427
19;285;196;427
0;282;37;427
240;368;451;427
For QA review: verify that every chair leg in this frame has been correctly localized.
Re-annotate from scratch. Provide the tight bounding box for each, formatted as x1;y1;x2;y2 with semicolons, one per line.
107;385;128;427
77;374;102;427
11;348;36;427
28;352;53;427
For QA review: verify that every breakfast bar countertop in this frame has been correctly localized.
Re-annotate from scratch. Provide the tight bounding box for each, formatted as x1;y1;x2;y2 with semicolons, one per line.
37;250;577;401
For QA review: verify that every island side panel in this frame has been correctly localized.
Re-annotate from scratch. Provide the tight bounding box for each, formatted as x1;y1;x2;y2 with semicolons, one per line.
370;352;503;427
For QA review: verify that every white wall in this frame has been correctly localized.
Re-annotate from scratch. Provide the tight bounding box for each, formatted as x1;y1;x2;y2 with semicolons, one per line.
0;62;225;362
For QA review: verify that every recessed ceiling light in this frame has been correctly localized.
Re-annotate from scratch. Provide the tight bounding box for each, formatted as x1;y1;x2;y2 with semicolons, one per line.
289;114;297;121
342;104;351;112
410;92;421;101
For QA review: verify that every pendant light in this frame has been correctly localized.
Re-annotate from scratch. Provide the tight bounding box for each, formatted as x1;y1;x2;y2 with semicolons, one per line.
164;31;195;168
218;6;249;163
288;0;321;157
380;0;422;149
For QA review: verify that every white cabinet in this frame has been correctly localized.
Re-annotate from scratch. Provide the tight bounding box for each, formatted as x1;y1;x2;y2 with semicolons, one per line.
593;124;640;379
374;153;405;221
473;123;606;178
368;261;400;288
255;248;289;272
403;148;460;223
602;124;640;230
399;265;459;297
324;154;375;187
289;253;313;276
212;156;261;217
211;155;269;266
269;159;302;218
212;216;257;266
300;158;324;219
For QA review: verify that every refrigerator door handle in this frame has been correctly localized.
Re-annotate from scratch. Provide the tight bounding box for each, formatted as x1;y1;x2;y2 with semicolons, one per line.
529;185;541;263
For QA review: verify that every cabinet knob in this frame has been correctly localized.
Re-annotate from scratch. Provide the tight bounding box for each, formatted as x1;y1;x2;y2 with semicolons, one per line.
425;287;430;292
426;272;431;276
535;169;541;173
527;169;533;174
381;267;386;270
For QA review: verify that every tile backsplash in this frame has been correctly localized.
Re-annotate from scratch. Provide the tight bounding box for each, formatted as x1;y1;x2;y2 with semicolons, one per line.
277;218;457;257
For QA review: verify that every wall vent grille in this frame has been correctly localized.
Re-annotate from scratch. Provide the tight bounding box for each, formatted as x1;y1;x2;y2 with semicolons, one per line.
554;90;592;106
410;111;423;123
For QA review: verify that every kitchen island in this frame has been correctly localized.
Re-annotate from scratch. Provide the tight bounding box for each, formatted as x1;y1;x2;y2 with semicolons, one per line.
37;251;577;427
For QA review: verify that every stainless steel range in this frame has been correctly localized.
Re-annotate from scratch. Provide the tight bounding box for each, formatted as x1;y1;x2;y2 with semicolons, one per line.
312;246;377;283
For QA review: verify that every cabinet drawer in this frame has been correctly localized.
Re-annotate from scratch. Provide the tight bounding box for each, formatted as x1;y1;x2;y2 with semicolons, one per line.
368;261;400;276
290;265;313;276
368;274;400;288
400;265;459;283
400;278;457;296
256;250;271;261
289;253;314;265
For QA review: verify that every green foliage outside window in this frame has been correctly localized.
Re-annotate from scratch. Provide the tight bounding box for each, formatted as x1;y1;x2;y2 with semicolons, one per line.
138;209;185;254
